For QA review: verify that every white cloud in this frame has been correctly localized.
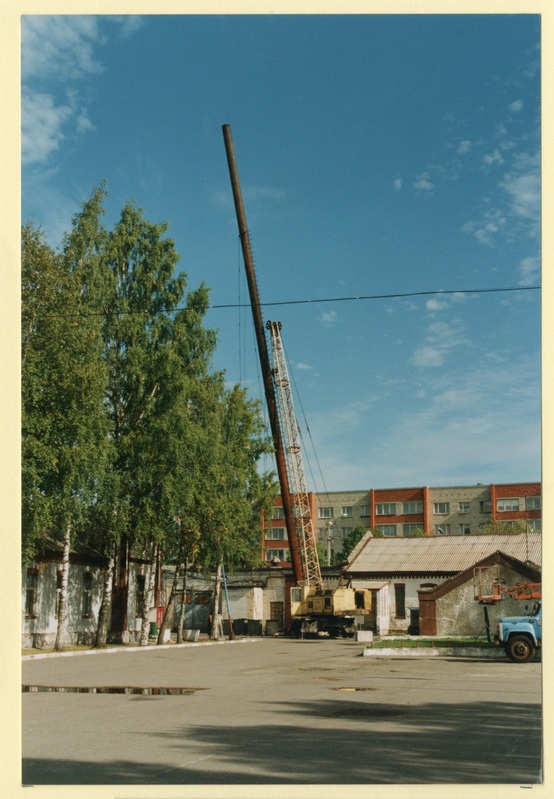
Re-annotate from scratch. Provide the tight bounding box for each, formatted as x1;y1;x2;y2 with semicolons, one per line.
410;320;468;368
21;90;73;166
305;354;539;490
393;177;402;191
510;99;524;113
243;186;285;202
22;16;105;81
296;362;314;371
318;310;337;327
457;139;472;155
413;172;435;192
518;255;540;286
483;149;505;166
425;298;448;312
500;167;540;222
21;16;142;169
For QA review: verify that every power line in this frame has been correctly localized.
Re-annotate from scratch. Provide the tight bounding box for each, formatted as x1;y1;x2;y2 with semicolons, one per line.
40;284;540;318
210;285;540;309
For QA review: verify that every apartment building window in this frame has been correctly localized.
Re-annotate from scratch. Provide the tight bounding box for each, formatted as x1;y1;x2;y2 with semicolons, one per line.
433;502;450;514
341;527;353;538
497;498;519;512
458;502;471;513
318;507;334;519
394;584;406;619
376;503;396;516
527;519;541;531
272;507;285;519
434;524;450;535
25;568;38;618
526;497;541;511
402;501;423;514
360;505;370;517
265;549;288;562
376;524;397;537
480;501;492;513
341;506;353;517
82;571;93;618
459;524;471;535
266;527;286;540
403;524;423;536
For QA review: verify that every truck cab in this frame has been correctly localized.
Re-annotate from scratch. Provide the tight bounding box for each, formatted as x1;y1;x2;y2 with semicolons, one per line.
498;601;541;662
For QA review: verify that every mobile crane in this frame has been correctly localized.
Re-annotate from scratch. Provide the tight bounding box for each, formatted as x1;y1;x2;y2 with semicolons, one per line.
222;124;371;637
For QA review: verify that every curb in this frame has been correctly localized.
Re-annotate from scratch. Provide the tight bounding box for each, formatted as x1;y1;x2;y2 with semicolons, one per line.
22;636;262;660
362;646;506;658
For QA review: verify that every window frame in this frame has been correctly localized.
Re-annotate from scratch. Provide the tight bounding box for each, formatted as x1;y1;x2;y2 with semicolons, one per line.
376;502;396;516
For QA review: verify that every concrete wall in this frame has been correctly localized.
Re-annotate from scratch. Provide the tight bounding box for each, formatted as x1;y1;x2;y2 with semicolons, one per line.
434;564;539;637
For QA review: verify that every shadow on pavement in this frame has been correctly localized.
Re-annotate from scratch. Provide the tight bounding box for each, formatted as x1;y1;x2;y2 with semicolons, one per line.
23;696;542;785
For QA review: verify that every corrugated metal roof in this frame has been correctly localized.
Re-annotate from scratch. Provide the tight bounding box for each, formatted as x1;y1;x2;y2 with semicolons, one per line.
346;532;541;575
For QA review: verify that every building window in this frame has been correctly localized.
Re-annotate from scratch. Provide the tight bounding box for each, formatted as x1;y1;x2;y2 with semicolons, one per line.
403;524;423;536
25;569;38;618
340;506;353;517
82;571;93;618
266;527;286;540
272;507;285;520
318;507;333;519
265;549;288;562
526;497;541;511
402;501;423;514
341;527;353;539
376;503;396;516
435;525;450;535
497;498;519;512
458;502;471;513
527;519;541;531
394;584;406;618
459;524;471;535
360;505;370;517
480;501;492;513
433;503;450;514
376;524;397;537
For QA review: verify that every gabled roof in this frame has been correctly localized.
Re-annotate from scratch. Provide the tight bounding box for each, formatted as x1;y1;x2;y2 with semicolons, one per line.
346;532;541;575
417;551;541;601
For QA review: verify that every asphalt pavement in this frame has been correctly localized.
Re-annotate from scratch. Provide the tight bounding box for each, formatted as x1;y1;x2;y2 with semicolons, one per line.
22;636;542;789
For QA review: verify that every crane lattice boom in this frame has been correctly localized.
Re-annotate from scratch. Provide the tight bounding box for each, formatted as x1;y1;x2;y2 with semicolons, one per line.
266;321;322;588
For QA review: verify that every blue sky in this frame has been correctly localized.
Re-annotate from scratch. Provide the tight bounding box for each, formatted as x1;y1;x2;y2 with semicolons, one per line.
21;13;541;492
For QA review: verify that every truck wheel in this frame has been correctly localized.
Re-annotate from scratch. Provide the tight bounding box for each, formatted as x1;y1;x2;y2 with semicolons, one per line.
506;636;535;663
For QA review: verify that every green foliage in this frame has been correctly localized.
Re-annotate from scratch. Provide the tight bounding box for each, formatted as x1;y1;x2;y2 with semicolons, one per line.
22;220;110;562
22;184;273;577
336;524;368;563
479;519;530;535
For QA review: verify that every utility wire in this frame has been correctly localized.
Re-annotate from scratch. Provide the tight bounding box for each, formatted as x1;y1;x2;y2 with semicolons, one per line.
210;285;540;309
42;284;540;317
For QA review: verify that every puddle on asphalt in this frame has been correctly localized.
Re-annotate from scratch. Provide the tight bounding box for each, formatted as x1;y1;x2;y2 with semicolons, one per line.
22;686;206;695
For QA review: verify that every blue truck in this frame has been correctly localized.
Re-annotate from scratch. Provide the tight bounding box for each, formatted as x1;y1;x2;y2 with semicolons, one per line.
498;600;541;662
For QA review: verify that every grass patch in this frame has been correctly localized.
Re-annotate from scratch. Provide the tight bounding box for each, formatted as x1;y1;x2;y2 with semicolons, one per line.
369;637;494;649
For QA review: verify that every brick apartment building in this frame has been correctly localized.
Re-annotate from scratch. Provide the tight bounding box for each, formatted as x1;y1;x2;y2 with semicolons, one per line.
262;481;541;567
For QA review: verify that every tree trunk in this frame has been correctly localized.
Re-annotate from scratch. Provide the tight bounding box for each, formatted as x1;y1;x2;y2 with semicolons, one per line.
95;554;114;648
210;562;223;640
176;560;188;644
157;559;181;645
53;521;71;652
139;555;156;646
